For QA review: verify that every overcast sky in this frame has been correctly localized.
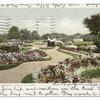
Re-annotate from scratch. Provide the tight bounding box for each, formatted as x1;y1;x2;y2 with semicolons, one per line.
0;8;100;35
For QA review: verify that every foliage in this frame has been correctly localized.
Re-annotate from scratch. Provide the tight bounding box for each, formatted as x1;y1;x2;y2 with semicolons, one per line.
0;61;23;70
20;29;31;40
73;41;93;46
83;14;100;51
20;47;29;53
83;34;96;41
83;14;100;35
57;48;77;58
31;31;41;40
7;26;41;41
8;26;20;39
0;34;4;42
41;33;73;42
41;33;50;39
80;67;100;82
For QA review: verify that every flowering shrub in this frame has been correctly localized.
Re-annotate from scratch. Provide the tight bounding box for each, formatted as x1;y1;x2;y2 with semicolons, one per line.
25;49;48;61
0;52;25;70
0;49;49;70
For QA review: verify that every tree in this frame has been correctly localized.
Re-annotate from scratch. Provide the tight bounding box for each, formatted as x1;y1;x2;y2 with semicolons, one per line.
7;26;20;39
0;34;3;42
83;14;100;50
41;33;50;39
83;34;96;41
20;29;31;40
31;31;40;40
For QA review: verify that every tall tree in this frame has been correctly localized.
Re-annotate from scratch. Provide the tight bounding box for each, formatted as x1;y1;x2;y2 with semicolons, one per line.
41;33;50;39
31;31;40;40
20;29;31;40
83;14;100;50
8;26;20;39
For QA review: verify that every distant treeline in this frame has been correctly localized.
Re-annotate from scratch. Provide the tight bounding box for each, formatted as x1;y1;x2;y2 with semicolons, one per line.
0;26;95;43
0;26;41;42
42;33;96;42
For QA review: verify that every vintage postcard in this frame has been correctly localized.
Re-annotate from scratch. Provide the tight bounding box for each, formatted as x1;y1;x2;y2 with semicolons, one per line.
0;0;100;97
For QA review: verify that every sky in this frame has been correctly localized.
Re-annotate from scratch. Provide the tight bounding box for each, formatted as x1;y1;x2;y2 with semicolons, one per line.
0;8;100;35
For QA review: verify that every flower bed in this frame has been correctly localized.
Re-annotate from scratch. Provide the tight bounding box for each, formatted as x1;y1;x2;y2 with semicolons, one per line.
0;49;50;70
0;43;20;52
23;57;80;83
57;48;79;58
37;64;79;83
0;61;23;70
25;49;50;61
26;51;100;83
0;52;25;70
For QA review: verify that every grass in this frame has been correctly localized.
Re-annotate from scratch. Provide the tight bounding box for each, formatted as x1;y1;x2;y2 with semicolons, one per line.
80;67;100;83
0;61;23;70
20;47;29;53
22;73;36;83
33;40;46;45
34;42;46;45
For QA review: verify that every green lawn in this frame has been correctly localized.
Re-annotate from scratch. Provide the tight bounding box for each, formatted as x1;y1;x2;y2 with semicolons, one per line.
75;66;100;83
20;47;29;53
22;74;36;83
